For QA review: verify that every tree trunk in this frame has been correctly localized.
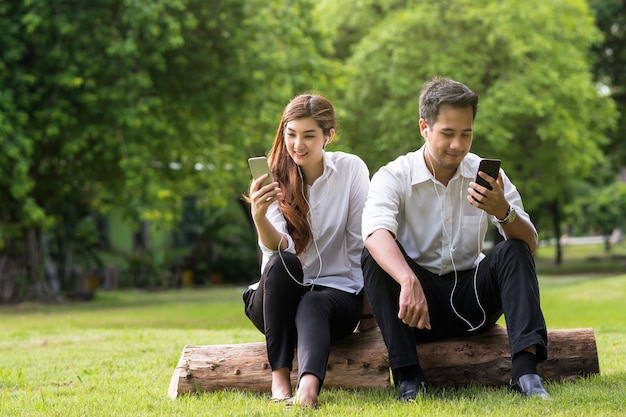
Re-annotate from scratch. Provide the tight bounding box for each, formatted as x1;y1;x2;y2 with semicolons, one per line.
168;325;599;399
25;227;55;301
0;228;55;303
550;199;563;265
0;254;20;303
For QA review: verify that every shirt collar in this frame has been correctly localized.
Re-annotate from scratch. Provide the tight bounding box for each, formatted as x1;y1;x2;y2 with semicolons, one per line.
322;151;338;177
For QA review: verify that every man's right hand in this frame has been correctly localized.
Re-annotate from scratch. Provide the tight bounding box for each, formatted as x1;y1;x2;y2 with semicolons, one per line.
398;278;431;330
364;229;432;330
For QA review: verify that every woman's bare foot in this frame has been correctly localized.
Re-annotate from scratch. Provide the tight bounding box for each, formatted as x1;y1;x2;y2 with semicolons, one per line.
271;368;293;400
295;373;320;408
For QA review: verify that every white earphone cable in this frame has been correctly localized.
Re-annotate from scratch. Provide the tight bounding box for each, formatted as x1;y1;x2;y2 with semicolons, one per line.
426;146;487;331
276;165;324;289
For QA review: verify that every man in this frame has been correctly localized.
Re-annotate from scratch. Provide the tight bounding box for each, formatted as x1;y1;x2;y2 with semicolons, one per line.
361;76;549;401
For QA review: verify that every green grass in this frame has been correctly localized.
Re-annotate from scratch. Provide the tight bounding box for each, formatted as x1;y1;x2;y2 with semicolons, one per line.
1;273;625;416
535;241;626;275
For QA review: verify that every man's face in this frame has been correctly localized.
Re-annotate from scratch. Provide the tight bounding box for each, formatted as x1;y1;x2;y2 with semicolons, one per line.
419;104;473;174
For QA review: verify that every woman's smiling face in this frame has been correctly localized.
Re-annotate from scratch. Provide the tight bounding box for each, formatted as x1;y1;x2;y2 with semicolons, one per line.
284;117;327;168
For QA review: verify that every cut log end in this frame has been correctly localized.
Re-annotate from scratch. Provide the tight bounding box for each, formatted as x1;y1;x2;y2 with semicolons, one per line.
168;325;599;399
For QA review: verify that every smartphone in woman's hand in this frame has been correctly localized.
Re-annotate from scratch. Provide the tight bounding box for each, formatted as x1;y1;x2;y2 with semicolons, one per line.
248;157;274;187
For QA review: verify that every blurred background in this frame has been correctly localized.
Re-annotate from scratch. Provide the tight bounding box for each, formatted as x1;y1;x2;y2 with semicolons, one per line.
0;0;624;302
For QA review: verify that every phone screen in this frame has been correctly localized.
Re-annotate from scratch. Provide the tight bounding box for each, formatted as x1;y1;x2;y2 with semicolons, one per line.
248;157;274;187
475;159;501;191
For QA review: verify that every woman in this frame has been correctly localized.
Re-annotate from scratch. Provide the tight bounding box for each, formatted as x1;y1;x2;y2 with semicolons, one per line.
244;94;373;408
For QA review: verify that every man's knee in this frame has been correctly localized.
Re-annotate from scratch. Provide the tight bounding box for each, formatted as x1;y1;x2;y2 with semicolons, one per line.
492;239;532;258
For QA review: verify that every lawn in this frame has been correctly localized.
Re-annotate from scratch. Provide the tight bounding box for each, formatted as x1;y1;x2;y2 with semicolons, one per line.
534;240;626;275
1;260;625;415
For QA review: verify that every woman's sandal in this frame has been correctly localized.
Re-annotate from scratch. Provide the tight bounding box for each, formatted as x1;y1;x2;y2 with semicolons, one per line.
269;396;293;404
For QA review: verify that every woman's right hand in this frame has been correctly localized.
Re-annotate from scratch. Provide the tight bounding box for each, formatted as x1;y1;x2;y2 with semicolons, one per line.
249;174;281;221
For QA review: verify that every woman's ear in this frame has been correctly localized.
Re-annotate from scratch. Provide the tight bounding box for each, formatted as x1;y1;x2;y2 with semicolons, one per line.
325;128;336;148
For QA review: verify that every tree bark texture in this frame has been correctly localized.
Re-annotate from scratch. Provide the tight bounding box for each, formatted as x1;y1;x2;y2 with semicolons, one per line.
168;325;599;399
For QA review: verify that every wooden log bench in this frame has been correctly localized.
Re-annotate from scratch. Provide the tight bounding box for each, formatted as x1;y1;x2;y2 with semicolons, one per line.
168;325;599;399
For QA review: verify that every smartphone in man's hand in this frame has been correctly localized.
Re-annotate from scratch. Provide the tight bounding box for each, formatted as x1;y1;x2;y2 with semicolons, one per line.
475;159;501;192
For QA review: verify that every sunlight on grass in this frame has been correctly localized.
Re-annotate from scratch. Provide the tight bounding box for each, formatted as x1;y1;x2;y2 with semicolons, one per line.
540;274;626;329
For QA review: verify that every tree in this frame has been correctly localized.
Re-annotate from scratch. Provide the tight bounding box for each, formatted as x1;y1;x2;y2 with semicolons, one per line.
569;182;626;252
589;0;626;172
319;0;617;264
0;0;337;301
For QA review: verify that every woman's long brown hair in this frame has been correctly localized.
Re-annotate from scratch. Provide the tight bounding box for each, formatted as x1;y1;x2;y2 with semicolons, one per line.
268;94;336;255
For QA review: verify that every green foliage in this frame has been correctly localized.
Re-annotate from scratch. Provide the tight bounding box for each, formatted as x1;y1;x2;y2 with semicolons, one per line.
2;0;624;296
564;176;626;252
567;182;626;242
320;0;617;218
0;0;336;298
590;0;626;89
0;0;336;230
176;199;258;284
588;0;626;186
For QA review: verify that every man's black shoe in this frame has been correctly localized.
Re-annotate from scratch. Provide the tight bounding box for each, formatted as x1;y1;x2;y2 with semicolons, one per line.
510;374;550;399
397;377;426;401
